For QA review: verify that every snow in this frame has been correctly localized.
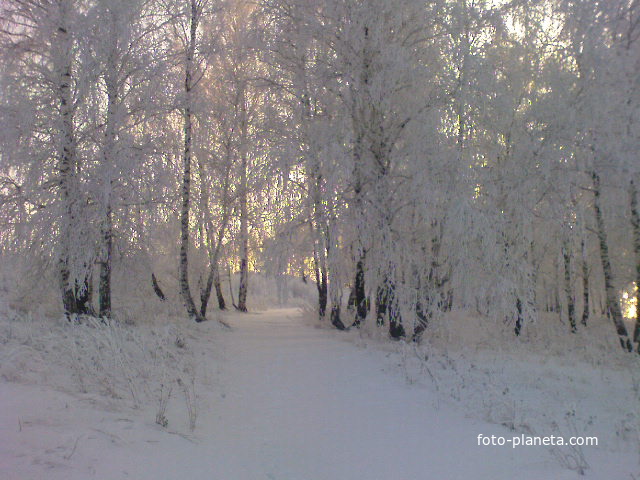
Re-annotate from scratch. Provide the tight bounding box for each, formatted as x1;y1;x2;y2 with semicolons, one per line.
1;308;638;479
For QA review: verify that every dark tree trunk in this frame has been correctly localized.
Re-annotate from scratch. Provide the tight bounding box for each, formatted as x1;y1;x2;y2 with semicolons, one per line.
228;265;238;309
411;255;429;341
214;265;226;310
413;270;428;341
178;1;204;323
198;186;231;316
352;253;368;326
237;81;249;313
330;304;346;330
99;203;112;318
630;180;640;350
388;307;405;339
376;276;404;338
237;258;248;312
317;266;328;317
152;273;166;301
60;266;76;317
375;283;387;326
97;21;119;319
413;303;428;341
200;266;214;317
75;273;93;315
563;243;576;333
56;17;84;318
552;261;562;318
200;261;226;316
514;298;523;336
581;238;589;327
592;171;632;351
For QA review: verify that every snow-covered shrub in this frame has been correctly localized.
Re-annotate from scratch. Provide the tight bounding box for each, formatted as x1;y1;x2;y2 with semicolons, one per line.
387;306;640;476
0;253;61;318
548;411;591;476
0;305;201;432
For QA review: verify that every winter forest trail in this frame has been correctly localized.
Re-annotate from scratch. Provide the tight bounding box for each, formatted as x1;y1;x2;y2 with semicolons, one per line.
202;308;568;480
2;308;579;480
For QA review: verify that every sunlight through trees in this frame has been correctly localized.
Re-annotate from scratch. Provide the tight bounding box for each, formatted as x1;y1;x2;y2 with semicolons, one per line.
1;0;640;351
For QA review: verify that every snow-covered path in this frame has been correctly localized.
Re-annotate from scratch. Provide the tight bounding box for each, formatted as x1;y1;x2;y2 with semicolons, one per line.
1;309;581;479
206;309;565;480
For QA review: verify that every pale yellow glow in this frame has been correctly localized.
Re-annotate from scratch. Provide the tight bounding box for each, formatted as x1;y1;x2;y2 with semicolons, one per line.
622;284;638;319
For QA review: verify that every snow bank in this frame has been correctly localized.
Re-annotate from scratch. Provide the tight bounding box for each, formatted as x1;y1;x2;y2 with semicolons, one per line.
319;308;640;476
0;302;209;433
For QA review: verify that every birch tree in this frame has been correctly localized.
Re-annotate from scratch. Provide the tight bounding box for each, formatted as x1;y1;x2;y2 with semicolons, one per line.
0;0;95;316
177;0;208;322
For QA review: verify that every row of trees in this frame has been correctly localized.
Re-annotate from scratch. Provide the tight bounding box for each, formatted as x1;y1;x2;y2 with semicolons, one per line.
0;0;260;321
260;0;640;352
1;0;639;351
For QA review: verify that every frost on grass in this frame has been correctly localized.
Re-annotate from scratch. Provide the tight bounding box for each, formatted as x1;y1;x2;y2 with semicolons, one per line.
0;308;200;432
388;310;640;475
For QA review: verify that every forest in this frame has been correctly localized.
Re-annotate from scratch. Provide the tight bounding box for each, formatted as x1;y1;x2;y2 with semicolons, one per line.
0;0;640;344
2;1;640;478
1;0;639;350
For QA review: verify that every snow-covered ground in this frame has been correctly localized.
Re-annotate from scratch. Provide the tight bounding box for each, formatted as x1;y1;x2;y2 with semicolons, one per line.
1;308;638;479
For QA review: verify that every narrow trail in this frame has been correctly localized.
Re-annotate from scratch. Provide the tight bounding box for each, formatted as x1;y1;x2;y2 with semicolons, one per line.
195;308;565;480
1;308;571;480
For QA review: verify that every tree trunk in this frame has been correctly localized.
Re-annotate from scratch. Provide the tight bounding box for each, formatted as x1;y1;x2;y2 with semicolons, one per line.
562;242;576;333
592;171;632;350
327;221;346;331
514;298;523;336
330;276;346;330
376;276;404;338
237;256;248;312
200;260;226;315
310;193;329;318
387;285;404;339
581;237;589;326
630;180;640;350
375;283;387;326
351;85;367;327
214;264;226;310
228;264;238;309
237;85;249;313
99;202;113;317
152;273;166;301
55;11;90;317
296;51;330;321
330;304;346;330
352;253;367;326
179;0;205;323
311;226;328;317
99;49;117;318
200;265;214;317
237;234;249;312
318;265;328;317
553;259;562;316
197;147;233;316
413;268;428;341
